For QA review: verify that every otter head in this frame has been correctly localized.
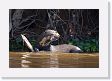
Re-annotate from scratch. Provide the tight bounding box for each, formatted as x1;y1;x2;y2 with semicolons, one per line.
39;29;60;46
44;29;60;42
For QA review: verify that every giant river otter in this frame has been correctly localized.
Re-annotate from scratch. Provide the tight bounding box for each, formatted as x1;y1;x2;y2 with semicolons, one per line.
21;29;82;53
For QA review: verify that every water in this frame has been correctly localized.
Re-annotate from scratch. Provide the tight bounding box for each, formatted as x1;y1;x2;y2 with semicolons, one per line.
9;52;99;68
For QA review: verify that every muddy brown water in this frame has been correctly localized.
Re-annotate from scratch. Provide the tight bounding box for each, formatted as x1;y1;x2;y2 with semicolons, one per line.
9;52;99;68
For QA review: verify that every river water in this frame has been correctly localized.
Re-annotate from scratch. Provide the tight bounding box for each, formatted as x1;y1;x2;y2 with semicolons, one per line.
9;52;99;68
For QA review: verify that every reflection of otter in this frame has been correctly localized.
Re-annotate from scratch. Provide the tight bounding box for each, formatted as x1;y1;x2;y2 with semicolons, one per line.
21;29;82;53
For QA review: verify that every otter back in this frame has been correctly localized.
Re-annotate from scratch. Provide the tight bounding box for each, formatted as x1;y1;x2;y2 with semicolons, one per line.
50;44;82;53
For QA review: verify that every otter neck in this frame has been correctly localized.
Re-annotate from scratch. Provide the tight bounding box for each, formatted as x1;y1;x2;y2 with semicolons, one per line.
34;43;51;51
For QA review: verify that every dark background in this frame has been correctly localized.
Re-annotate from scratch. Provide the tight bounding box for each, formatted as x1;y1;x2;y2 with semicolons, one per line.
9;9;99;52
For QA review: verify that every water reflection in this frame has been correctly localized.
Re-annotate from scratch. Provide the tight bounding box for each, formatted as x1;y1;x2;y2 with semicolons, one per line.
9;52;99;68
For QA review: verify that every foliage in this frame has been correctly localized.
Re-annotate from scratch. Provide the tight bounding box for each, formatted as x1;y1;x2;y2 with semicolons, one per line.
9;36;37;51
68;38;99;52
10;36;99;52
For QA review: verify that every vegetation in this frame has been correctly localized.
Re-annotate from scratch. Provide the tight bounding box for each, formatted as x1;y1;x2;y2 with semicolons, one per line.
9;36;37;51
9;9;99;52
10;37;99;52
68;38;99;52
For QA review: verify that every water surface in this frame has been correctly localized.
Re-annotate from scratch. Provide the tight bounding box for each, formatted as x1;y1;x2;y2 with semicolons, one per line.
9;52;99;68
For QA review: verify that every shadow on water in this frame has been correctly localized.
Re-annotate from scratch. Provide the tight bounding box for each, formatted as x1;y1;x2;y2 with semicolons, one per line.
9;52;99;68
